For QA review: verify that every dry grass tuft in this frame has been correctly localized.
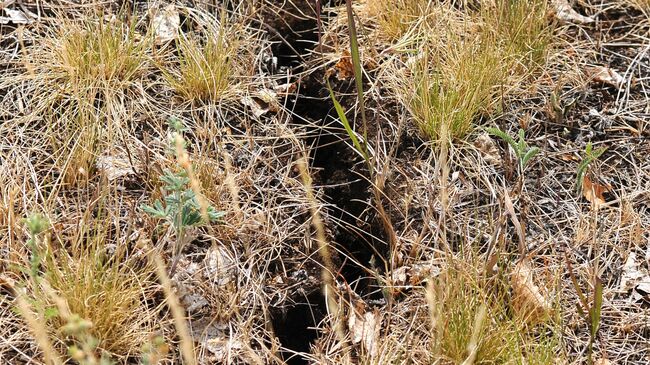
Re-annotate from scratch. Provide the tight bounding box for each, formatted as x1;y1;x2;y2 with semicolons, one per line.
7;196;168;363
381;0;554;141
161;8;260;103
6;14;151;187
321;0;555;141
402;39;503;140
311;255;561;364
52;17;148;88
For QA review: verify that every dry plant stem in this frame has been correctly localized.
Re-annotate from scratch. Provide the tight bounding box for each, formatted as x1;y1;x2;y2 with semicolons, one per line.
152;251;196;365
436;132;452;254
503;184;526;256
373;170;399;269
425;280;441;355
460;304;488;365
297;156;347;354
15;293;63;365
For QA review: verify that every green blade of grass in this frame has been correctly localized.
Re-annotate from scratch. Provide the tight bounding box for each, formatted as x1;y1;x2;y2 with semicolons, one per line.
326;80;369;164
345;0;369;155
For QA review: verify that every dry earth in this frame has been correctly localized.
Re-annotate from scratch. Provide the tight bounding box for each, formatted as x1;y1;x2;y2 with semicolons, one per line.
0;0;649;364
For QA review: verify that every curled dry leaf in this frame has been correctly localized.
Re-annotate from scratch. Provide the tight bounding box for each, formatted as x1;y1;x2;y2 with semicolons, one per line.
273;82;297;96
619;252;647;292
240;89;280;118
172;258;211;314
391;266;409;287
348;308;380;358
621;252;650;302
150;4;180;45
0;8;32;24
511;260;552;324
390;262;441;288
333;49;354;80
205;246;236;286
589;66;626;89
95;153;138;181
582;175;611;208
551;0;595;24
474;133;501;165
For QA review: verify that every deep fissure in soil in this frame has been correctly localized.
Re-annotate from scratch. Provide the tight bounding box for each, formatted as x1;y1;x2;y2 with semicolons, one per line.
265;3;384;363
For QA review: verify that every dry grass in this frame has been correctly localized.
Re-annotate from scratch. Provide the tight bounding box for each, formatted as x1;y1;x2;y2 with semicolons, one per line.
403;39;503;140
161;8;258;103
5;15;151;187
23;206;165;360
0;3;314;363
310;254;562;364
0;0;649;364
377;0;554;140
312;0;649;364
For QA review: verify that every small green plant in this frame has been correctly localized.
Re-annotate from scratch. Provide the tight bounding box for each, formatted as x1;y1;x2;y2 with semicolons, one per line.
548;89;577;124
142;120;224;275
326;0;372;172
23;213;49;280
143;168;223;226
326;80;371;168
63;314;114;365
576;142;606;192
566;257;603;365
487;127;540;171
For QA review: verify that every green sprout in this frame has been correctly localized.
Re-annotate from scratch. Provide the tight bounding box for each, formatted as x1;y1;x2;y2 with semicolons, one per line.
576;142;606;193
487;127;540;171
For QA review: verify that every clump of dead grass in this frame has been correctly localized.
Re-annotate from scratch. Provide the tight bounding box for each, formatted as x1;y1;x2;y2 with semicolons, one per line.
404;39;504;140
12;197;168;363
53;17;148;88
360;0;554;140
311;255;562;364
1;4;305;363
161;8;260;103
365;0;433;42
7;14;151;187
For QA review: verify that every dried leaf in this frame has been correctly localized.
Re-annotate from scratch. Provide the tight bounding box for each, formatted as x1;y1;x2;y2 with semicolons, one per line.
551;0;595;24
274;82;297;96
594;359;611;365
0;8;32;24
256;89;279;109
390;263;441;288
95;153;137;181
590;66;626;89
240;95;273;118
474;133;501;165
511;260;552;324
334;50;354;80
348;309;380;357
635;281;650;302
205;246;236;286
619;252;650;292
560;153;580;162
582;175;611;207
150;4;180;45
391;266;409;286
410;262;441;286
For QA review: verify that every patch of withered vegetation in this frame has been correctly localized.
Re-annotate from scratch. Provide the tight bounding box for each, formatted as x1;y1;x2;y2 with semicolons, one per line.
0;2;325;364
309;0;649;364
310;255;560;364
